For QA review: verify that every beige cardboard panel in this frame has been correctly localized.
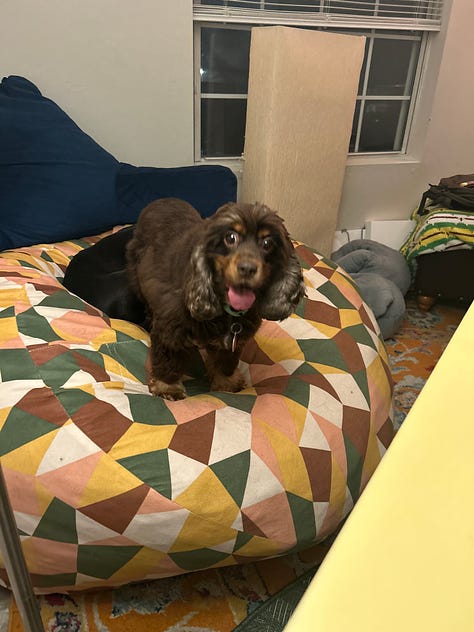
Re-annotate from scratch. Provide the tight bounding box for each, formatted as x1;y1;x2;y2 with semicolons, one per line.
241;27;365;256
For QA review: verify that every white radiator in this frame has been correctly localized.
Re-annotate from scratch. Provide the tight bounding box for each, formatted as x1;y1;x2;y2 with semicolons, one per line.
365;220;415;250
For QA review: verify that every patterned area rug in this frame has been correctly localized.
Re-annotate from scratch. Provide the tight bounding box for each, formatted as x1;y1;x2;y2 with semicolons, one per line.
385;297;467;428
6;298;467;632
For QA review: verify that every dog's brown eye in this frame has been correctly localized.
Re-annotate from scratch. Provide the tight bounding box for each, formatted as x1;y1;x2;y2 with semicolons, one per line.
261;236;274;252
224;231;240;248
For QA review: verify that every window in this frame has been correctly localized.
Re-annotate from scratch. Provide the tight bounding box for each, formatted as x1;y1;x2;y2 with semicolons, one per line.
193;1;444;160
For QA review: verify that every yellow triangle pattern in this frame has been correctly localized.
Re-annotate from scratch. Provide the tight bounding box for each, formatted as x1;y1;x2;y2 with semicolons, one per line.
174;468;240;529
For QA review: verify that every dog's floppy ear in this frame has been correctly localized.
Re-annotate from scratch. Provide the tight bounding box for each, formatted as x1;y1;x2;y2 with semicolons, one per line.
256;209;306;321
184;244;222;320
259;249;306;320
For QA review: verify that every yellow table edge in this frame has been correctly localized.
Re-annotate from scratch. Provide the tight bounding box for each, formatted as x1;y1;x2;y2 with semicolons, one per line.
285;301;474;632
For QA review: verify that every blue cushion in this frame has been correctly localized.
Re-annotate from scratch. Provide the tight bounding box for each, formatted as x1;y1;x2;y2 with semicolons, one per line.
0;76;238;251
0;76;120;250
116;163;237;220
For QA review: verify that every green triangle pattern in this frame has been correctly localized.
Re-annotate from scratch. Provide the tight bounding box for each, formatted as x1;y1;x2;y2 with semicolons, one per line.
0;407;58;456
126;393;177;426
77;545;141;579
286;493;316;544
169;548;230;572
34;497;78;543
0;348;39;381
210;450;251;507
17;308;59;343
118;450;172;499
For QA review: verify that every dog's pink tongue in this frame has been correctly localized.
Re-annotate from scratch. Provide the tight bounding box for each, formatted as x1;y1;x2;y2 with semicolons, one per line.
227;286;256;311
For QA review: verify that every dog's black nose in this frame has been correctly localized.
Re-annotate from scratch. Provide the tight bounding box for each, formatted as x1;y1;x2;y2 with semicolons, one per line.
237;260;258;278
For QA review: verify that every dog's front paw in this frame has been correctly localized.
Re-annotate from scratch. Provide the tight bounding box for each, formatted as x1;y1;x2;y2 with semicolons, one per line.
148;378;186;400
211;369;247;393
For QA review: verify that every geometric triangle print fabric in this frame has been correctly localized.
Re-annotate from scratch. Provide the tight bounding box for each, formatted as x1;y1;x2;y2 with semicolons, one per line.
0;231;394;592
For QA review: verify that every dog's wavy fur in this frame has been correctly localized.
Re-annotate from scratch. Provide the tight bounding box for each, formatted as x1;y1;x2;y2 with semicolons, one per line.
126;198;305;400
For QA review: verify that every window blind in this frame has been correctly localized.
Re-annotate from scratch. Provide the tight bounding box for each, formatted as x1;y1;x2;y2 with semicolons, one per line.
193;1;444;31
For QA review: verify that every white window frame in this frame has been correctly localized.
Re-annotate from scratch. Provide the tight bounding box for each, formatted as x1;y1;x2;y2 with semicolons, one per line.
193;1;446;166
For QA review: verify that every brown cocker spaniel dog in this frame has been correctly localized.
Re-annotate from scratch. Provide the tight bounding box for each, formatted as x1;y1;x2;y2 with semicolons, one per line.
126;198;305;400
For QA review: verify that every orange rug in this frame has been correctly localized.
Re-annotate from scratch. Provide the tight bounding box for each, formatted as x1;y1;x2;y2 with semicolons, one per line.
7;298;467;632
384;297;467;428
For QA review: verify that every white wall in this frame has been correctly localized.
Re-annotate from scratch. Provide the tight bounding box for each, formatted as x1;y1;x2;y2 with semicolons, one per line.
418;0;474;188
1;0;472;230
1;0;195;167
339;0;474;229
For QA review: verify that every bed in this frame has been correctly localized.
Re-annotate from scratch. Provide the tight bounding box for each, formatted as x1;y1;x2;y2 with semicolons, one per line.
401;204;474;310
0;75;394;593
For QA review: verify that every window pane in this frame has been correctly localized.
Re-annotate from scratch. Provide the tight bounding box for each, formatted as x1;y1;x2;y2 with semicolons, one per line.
201;98;247;157
197;24;424;157
358;100;405;152
201;28;251;94
367;38;420;96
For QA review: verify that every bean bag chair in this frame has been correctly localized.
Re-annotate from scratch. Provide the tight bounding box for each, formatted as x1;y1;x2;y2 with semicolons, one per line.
0;232;394;592
0;75;394;593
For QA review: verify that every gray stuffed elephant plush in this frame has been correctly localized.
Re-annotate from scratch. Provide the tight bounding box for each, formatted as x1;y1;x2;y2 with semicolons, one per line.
331;239;411;339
